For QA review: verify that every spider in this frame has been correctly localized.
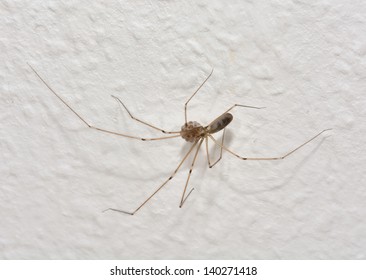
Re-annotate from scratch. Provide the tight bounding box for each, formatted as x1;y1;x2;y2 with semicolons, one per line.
28;64;331;215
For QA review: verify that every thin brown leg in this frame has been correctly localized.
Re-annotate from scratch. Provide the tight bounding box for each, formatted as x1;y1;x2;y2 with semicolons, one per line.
111;95;180;134
209;129;332;161
104;141;199;215
207;104;264;129
184;68;214;125
28;63;180;141
205;129;225;168
223;103;265;114
179;138;204;208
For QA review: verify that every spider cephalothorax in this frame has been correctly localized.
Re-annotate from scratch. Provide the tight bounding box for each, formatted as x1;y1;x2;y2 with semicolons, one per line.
180;121;205;142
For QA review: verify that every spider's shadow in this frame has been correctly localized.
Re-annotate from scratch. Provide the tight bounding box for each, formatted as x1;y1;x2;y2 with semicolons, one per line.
178;128;234;169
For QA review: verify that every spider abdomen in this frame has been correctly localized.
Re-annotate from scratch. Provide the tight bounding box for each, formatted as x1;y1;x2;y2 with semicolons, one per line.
207;113;233;134
180;121;204;142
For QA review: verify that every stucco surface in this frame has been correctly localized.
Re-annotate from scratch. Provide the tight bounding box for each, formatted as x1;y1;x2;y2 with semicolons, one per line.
1;0;365;259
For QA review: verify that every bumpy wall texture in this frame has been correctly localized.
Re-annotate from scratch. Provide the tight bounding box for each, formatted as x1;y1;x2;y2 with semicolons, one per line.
1;1;365;259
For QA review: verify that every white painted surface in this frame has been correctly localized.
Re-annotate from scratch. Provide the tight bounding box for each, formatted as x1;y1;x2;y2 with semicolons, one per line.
1;0;365;259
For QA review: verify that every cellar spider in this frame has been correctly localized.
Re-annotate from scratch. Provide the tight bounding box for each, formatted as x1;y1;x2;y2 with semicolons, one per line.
28;64;331;215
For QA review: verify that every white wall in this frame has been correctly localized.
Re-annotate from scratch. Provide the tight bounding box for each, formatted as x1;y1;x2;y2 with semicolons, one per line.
1;0;365;259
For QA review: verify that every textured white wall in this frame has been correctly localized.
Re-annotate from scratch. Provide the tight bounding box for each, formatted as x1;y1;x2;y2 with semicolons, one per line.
1;0;365;259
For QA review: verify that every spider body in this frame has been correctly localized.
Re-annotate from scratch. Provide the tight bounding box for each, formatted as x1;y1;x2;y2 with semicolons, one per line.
207;112;233;134
180;121;204;142
181;113;233;142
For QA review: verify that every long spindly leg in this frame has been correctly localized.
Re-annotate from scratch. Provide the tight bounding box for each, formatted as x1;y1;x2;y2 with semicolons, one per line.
28;63;180;141
207;104;264;129
104;140;199;215
205;129;226;168
223;103;265;113
209;129;332;161
111;95;180;134
179;138;204;208
184;68;214;125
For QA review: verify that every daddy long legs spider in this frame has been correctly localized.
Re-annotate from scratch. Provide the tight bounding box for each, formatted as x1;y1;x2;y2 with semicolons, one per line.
28;64;331;215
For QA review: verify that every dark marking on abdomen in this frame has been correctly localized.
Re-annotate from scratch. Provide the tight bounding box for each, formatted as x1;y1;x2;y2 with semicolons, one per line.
208;113;233;134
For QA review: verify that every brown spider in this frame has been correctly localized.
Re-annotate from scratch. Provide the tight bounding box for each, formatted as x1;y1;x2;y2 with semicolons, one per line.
28;64;330;215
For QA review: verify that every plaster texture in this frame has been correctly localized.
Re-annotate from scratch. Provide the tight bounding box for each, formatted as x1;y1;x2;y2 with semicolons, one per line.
1;0;365;259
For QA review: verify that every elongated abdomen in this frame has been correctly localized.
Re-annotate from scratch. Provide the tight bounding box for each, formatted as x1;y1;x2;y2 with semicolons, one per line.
207;113;233;134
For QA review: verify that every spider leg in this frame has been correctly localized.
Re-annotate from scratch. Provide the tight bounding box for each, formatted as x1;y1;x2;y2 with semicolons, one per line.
28;63;180;141
184;68;214;125
104;140;199;215
179;138;204;208
209;129;332;161
207;104;264;130
223;103;265;114
184;69;263;126
111;95;180;135
205;129;225;168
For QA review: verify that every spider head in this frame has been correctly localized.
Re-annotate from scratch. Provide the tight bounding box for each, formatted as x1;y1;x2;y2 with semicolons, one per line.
180;121;205;142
